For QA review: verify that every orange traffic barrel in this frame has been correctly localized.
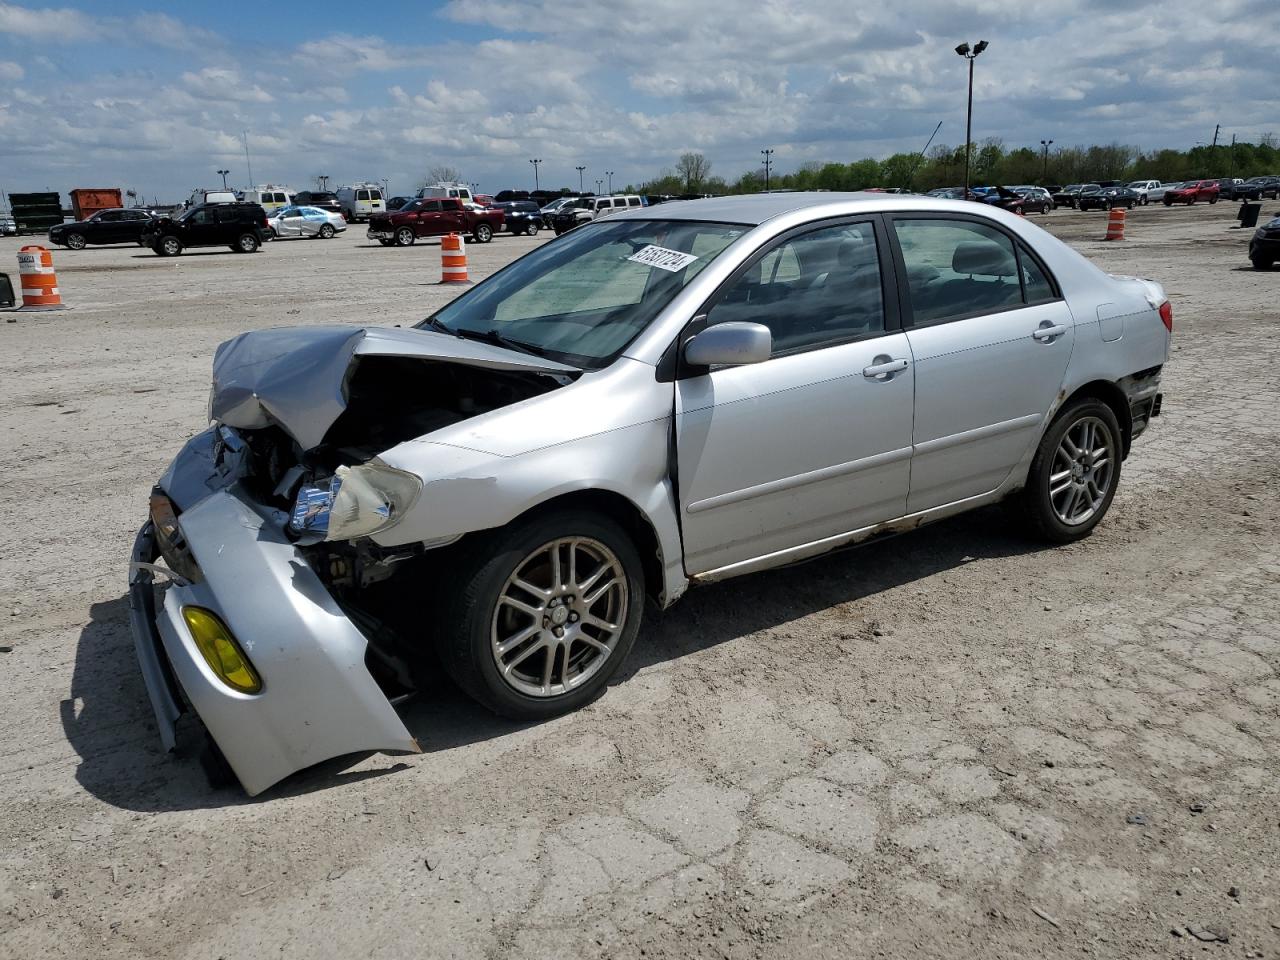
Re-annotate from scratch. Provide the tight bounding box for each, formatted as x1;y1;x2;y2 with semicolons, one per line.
1104;207;1126;241
17;245;65;309
439;233;470;284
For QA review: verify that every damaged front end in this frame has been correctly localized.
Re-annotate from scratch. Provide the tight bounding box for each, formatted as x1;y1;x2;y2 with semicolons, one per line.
129;326;578;795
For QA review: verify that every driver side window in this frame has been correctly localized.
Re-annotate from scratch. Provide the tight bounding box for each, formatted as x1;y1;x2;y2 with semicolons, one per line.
704;222;885;355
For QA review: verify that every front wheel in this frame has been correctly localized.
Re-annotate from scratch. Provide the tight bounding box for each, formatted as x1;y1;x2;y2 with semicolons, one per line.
473;222;493;243
1018;398;1122;544
318;223;335;239
156;236;182;257
1163;198;1173;207
436;510;645;720
1252;256;1275;271
525;222;540;236
395;226;415;246
1041;203;1051;215
65;233;86;250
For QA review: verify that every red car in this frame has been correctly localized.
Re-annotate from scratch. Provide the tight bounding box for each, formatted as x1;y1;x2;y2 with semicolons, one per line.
366;197;504;246
1162;180;1220;206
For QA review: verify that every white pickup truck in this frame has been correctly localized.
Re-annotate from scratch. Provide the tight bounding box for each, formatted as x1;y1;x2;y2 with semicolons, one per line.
1127;180;1169;205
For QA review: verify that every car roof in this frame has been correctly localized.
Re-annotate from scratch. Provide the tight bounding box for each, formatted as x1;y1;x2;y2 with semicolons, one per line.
607;191;937;225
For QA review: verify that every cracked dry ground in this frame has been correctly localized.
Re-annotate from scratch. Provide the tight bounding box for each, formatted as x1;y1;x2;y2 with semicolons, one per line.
1;207;1278;959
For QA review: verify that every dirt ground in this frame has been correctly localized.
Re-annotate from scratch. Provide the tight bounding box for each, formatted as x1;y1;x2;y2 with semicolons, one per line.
1;203;1278;960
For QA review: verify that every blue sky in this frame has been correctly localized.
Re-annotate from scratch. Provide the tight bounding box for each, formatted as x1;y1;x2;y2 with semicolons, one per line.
1;0;1277;203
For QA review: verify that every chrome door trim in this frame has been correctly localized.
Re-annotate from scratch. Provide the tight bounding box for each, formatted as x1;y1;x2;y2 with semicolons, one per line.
690;485;1008;584
912;413;1043;456
685;445;914;515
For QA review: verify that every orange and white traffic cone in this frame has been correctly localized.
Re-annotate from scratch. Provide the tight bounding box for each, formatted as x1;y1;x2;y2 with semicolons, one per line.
17;245;65;309
439;233;470;284
1104;207;1126;241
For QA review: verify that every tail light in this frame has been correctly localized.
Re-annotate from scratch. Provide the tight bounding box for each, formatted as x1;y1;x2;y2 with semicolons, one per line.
261;216;268;228
1158;301;1173;333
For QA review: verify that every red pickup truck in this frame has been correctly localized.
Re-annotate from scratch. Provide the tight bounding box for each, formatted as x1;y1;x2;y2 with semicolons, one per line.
367;197;504;246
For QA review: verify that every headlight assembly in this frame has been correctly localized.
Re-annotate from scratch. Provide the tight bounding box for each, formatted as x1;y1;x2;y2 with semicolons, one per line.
288;460;422;543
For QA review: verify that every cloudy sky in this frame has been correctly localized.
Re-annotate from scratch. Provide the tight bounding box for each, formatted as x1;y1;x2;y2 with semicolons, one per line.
1;0;1277;202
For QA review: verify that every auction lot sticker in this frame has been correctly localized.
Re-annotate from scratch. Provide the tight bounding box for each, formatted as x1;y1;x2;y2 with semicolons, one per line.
627;245;699;272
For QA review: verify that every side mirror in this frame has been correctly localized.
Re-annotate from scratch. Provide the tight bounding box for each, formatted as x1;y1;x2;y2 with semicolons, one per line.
684;322;772;368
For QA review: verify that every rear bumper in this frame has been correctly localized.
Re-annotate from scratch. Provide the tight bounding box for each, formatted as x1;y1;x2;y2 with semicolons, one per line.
128;485;420;795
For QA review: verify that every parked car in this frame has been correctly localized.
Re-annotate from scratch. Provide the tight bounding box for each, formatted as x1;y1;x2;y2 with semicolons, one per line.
926;188;965;200
240;187;293;214
1071;184;1105;209
186;189;237;208
1079;185;1140;211
1223;177;1269;201
292;191;343;214
129;192;1171;795
385;196;413;212
539;196;578;218
1249;214;1280;270
336;184;386;223
1126;180;1165;204
550;195;644;234
416;182;474;204
1053;184;1087;208
140;202;271;256
984;186;1052;215
1163;180;1219;205
267;205;347;239
493;200;543;236
366;197;504;246
494;190;532;203
0;215;15;236
47;207;154;248
1256;176;1280;200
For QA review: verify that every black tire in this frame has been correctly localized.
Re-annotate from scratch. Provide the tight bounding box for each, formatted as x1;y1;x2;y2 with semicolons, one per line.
318;223;335;239
473;222;493;243
1252;256;1274;271
525;222;540;236
435;509;645;720
1012;204;1024;216
1018;398;1123;544
1041;203;1051;215
199;734;237;790
1127;200;1136;209
395;226;415;246
235;233;260;253
1163;198;1173;207
156;235;182;257
65;232;86;250
1209;195;1218;204
378;239;394;246
1140;195;1149;205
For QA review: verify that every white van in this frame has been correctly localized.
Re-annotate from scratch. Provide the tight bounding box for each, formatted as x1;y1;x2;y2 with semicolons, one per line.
186;188;238;208
416;182;474;204
240;186;294;214
337;184;386;222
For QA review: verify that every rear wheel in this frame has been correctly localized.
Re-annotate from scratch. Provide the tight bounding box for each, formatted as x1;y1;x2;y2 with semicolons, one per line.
318;223;335;239
1012;204;1024;216
1019;398;1122;544
395;226;415;246
435;510;645;720
1041;203;1051;215
235;232;260;253
1209;195;1218;204
473;222;493;243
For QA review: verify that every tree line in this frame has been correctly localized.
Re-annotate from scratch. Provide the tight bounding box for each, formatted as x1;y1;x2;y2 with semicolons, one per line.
636;137;1280;195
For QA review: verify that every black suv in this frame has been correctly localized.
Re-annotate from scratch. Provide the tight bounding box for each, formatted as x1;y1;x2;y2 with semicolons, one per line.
141;202;271;256
292;191;342;214
494;200;542;236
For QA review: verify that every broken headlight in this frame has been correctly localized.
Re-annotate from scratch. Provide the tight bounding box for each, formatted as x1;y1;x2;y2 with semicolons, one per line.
288;460;422;543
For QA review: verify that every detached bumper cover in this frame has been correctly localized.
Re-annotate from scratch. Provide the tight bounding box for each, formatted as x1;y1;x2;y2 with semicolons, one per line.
128;486;420;796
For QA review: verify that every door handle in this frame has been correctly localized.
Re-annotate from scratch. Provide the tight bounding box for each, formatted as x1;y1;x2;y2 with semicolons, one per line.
1032;323;1068;341
862;357;909;379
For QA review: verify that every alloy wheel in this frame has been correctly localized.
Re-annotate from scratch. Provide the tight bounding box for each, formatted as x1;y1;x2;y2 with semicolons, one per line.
489;537;628;698
1048;415;1115;526
66;233;86;250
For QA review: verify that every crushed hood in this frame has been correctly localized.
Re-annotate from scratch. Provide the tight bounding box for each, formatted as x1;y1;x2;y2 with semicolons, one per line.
210;326;578;450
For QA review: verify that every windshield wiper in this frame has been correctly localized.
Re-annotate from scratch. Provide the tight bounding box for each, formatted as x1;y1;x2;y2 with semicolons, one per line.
419;315;452;335
452;327;548;358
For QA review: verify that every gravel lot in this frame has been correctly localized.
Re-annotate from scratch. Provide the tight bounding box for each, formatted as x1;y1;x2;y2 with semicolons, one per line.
1;205;1278;959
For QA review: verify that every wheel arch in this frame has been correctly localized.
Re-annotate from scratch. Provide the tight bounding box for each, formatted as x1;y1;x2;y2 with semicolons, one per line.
1059;379;1133;457
504;488;667;605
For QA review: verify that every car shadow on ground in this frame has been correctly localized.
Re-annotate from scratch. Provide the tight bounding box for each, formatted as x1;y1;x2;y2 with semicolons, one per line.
65;503;1046;811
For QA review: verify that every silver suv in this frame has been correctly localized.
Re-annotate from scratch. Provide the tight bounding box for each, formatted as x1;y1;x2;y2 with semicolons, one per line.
131;193;1170;794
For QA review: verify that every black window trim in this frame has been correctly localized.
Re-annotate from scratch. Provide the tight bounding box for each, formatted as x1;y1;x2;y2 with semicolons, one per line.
663;213;903;381
885;211;1064;331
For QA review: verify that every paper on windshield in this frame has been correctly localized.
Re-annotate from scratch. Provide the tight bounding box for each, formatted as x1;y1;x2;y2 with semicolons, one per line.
627;244;699;273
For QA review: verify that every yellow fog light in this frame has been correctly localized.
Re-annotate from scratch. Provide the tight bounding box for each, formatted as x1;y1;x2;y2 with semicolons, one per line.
182;606;262;694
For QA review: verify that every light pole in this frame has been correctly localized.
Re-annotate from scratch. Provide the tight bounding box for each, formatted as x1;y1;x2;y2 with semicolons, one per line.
216;169;230;190
761;148;774;191
955;40;989;199
317;174;329;191
605;170;614;194
380;178;389;198
595;178;603;196
575;165;586;193
1040;139;1054;183
529;158;542;192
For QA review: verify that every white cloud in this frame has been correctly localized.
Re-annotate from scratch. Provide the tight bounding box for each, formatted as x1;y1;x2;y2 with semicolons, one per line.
0;59;23;80
0;1;96;40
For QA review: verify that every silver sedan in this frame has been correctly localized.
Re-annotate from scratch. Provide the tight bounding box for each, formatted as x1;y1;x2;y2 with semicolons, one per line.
267;205;346;239
130;192;1171;794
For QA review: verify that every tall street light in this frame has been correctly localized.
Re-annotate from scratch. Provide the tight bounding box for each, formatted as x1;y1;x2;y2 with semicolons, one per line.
1040;139;1054;183
955;40;989;199
605;170;614;194
595;178;604;195
761;148;774;191
529;158;542;192
216;169;230;190
575;165;586;192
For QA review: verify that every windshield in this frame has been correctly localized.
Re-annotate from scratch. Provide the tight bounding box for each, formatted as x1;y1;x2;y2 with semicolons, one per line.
420;218;746;368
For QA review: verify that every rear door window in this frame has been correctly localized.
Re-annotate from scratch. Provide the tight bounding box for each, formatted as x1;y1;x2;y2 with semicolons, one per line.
891;219;1024;324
